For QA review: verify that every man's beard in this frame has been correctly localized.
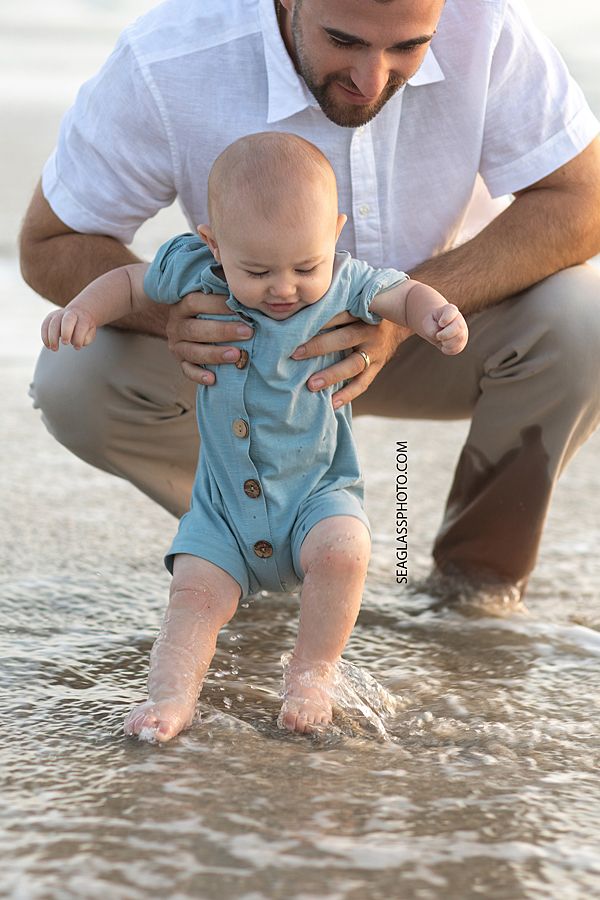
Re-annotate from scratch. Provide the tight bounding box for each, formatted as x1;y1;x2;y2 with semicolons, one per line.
291;11;405;127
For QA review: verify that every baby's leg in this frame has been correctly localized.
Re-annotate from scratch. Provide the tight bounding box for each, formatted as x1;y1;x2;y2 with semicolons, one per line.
280;516;370;733
124;554;241;743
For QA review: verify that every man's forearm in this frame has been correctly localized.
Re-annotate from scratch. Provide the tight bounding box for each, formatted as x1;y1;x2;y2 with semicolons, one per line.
20;214;168;337
24;232;169;337
409;141;600;315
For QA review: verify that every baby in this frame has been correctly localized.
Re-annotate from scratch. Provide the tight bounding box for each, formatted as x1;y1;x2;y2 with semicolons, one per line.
41;132;468;742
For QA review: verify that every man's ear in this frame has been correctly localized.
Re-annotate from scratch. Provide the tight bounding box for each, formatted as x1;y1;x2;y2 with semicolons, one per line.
335;213;348;242
197;224;221;261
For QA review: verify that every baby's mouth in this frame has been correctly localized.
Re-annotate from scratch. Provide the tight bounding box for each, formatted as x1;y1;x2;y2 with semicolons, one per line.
266;300;299;310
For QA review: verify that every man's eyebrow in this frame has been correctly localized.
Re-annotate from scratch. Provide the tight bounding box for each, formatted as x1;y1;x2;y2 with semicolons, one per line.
324;27;434;50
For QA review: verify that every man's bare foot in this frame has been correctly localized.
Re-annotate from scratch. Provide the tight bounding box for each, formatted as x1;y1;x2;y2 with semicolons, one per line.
278;655;336;734
124;697;196;743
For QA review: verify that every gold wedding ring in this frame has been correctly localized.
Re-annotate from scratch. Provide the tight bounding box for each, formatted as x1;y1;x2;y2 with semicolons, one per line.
356;349;371;372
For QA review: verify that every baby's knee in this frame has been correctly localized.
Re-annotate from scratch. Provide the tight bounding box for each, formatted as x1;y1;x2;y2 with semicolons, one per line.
170;556;241;624
302;517;371;577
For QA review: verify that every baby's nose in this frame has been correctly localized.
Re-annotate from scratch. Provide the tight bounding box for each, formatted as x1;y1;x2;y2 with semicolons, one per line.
270;280;296;298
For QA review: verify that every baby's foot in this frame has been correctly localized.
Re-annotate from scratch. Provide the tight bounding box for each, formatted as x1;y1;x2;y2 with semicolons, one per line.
124;697;196;743
278;656;336;734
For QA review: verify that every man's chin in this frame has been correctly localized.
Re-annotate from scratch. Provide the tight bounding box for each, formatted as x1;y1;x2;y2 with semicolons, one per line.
315;85;400;128
320;101;381;128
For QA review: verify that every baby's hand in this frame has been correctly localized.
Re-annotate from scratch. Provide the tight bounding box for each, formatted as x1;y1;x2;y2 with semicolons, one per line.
41;307;97;351
423;304;468;355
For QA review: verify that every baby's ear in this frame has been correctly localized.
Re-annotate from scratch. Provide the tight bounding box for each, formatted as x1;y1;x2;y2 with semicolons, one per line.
197;224;220;260
335;213;347;242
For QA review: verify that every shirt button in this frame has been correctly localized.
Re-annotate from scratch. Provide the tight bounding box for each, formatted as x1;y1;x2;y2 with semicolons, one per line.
356;125;366;135
243;479;261;498
232;418;249;438
253;540;273;559
235;349;249;370
358;204;370;217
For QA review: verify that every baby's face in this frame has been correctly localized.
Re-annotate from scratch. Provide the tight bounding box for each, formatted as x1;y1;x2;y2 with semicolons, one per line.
199;200;346;320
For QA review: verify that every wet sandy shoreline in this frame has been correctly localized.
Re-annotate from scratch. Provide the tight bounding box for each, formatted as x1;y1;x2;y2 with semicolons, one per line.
1;4;600;898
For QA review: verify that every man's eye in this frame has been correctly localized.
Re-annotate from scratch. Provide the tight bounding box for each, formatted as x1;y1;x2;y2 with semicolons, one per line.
327;35;354;49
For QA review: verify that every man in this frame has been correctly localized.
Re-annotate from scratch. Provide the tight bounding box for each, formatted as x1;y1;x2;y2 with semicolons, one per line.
19;0;600;605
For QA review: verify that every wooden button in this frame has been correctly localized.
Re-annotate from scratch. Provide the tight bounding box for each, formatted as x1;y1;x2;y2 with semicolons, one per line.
253;540;273;558
232;418;249;438
235;350;249;370
243;479;261;498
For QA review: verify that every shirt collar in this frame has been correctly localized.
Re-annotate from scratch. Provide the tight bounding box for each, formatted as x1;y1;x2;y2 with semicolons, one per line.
407;46;445;87
259;0;316;123
259;0;445;124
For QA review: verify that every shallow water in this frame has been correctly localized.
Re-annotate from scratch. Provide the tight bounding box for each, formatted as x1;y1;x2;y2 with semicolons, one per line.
2;1;600;897
2;544;600;899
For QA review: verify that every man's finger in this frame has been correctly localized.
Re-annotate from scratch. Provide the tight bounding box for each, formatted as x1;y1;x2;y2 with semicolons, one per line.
292;321;367;360
170;316;253;345
178;291;230;315
306;349;371;392
171;339;246;366
331;368;378;409
180;360;216;385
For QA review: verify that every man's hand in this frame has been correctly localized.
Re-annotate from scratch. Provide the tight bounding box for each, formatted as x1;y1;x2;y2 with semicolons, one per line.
290;313;411;409
165;291;253;384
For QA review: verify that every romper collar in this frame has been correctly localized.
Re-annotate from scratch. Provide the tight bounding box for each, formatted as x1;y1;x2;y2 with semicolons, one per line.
259;0;445;124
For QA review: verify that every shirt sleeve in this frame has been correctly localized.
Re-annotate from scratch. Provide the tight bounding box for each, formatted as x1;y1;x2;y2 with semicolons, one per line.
42;30;177;244
344;257;409;323
144;234;216;304
480;0;599;198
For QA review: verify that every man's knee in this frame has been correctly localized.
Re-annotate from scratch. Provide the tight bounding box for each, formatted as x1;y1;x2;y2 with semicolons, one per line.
516;264;600;403
30;342;112;465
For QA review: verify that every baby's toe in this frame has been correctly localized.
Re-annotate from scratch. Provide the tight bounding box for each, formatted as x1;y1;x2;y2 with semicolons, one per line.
278;698;331;734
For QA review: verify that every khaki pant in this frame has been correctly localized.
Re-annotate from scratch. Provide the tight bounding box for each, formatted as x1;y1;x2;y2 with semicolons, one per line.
30;265;600;588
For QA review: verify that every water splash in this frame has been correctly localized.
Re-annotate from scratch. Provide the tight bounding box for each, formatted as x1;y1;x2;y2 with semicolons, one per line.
279;652;401;740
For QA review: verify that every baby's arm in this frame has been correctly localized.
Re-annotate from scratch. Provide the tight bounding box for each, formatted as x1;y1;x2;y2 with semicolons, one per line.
41;263;152;350
369;279;468;355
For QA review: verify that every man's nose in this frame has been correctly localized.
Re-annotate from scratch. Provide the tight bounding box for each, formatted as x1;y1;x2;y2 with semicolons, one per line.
350;54;390;100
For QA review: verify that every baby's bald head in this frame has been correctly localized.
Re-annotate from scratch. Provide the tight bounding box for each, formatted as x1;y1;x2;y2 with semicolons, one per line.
198;133;347;318
207;132;339;235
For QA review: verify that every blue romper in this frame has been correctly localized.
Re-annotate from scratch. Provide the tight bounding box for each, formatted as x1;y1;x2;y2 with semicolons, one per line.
145;235;408;597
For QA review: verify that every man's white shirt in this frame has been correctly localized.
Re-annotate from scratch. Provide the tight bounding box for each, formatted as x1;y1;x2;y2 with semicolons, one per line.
42;0;599;270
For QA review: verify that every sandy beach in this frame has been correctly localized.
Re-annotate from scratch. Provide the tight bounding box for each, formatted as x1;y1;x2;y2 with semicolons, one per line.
1;3;599;899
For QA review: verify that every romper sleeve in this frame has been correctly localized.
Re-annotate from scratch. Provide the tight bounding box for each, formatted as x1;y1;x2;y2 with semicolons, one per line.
343;256;410;324
144;234;220;304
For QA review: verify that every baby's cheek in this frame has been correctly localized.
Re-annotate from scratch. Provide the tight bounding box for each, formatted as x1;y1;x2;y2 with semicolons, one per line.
307;277;332;305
